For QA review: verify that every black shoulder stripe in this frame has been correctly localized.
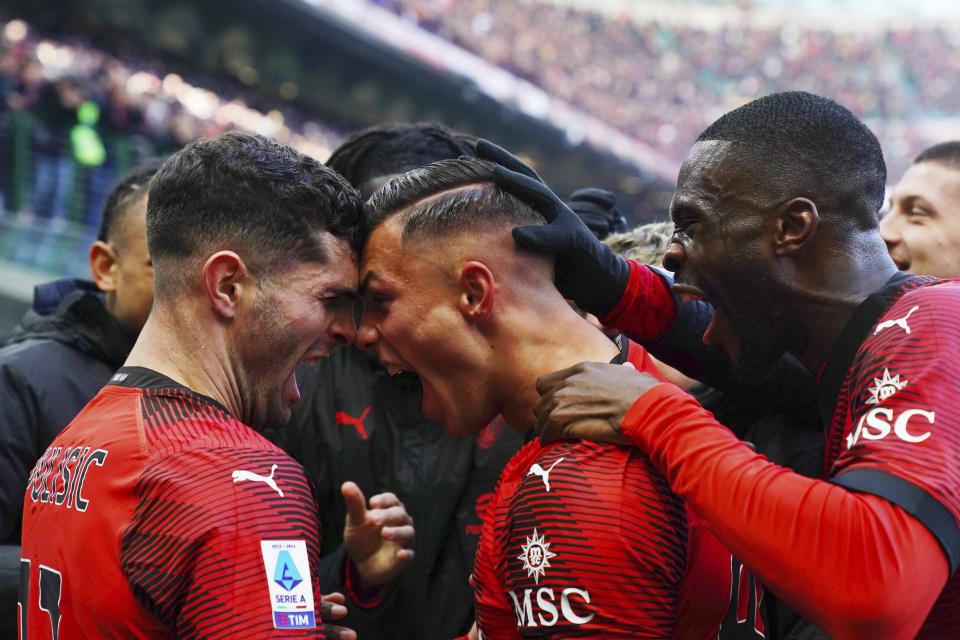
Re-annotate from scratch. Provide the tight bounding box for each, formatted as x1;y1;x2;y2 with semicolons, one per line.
832;468;960;574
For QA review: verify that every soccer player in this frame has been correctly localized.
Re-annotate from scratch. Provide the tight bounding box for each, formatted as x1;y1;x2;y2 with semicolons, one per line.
273;122;525;640
357;157;728;638
480;92;960;639
19;131;408;638
881;141;960;278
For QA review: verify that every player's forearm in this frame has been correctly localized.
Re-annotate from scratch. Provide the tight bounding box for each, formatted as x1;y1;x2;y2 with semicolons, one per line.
623;384;948;640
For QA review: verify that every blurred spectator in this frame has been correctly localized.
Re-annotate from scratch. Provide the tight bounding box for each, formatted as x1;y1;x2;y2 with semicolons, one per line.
0;158;162;638
379;0;960;180
881;141;960;278
0;19;346;277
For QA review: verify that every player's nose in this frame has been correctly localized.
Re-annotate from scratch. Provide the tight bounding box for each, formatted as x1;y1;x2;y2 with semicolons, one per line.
879;211;902;245
662;239;685;273
329;307;356;346
356;318;379;352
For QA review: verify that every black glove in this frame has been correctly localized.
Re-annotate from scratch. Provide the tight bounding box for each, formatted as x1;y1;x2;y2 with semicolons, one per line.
566;188;628;240
474;139;631;319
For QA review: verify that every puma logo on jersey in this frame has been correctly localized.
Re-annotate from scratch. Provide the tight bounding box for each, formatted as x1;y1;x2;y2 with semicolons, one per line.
527;458;564;492
232;464;284;497
874;305;919;335
335;407;371;440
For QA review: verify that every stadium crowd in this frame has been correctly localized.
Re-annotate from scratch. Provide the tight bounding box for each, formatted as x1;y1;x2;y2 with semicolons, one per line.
0;20;345;274
380;0;960;177
4;5;960;640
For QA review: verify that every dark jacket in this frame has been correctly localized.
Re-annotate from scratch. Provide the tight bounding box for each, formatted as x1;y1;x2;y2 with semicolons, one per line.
268;346;524;640
1;279;134;541
0;279;134;639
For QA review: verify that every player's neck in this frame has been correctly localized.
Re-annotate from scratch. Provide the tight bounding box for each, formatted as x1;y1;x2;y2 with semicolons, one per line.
124;304;244;419
497;303;620;432
791;234;899;373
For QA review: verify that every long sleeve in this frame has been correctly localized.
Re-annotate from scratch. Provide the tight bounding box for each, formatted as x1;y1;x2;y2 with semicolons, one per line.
622;384;948;640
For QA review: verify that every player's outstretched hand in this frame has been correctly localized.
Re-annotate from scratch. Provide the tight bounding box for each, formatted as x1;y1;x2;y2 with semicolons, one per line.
474;139;631;319
533;361;662;445
320;592;357;640
341;482;415;586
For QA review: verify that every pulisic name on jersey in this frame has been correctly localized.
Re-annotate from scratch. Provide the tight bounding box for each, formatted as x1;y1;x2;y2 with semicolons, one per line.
26;445;108;511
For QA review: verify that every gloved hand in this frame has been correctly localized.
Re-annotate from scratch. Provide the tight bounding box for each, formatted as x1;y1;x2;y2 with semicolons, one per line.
474;139;631;319
566;187;628;240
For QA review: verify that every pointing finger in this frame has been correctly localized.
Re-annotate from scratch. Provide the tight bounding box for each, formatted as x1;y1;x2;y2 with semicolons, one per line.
341;481;367;525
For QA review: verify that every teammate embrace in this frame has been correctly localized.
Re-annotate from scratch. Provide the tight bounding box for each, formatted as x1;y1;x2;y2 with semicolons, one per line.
17;92;960;640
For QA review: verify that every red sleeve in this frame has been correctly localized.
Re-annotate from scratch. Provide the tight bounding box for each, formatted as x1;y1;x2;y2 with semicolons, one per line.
343;556;385;609
831;286;960;554
473;490;522;640
122;449;326;638
622;383;948;640
626;338;667;382
601;260;677;341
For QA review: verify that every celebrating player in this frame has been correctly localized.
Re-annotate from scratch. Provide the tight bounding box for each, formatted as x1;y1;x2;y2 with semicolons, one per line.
480;92;960;639
18;131;399;638
357;157;728;638
881;140;960;278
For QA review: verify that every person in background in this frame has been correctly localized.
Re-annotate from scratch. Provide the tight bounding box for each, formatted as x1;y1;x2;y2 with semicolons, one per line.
0;158;162;638
881;141;960;278
603;221;675;266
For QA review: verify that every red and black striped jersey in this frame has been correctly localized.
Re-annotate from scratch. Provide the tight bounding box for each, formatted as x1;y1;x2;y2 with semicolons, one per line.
823;275;960;637
473;342;728;639
20;367;326;639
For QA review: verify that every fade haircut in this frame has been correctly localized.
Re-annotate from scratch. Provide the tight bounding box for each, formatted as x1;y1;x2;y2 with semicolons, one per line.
327;122;477;189
363;157;545;245
97;157;166;245
697;91;886;230
914;141;960;170
147;131;362;299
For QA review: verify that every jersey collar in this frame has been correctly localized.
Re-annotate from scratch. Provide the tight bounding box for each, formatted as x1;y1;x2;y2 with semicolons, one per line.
109;366;234;416
817;271;926;429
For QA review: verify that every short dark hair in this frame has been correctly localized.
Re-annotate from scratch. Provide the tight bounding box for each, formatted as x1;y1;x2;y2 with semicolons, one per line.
364;157;545;245
696;91;886;229
97;157;166;244
914;141;960;170
327;122;477;189
147;131;362;298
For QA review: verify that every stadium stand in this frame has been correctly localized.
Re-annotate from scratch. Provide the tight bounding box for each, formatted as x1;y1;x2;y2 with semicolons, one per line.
376;0;960;180
0;19;346;282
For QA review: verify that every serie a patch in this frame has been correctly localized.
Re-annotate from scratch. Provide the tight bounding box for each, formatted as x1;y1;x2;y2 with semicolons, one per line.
260;540;316;629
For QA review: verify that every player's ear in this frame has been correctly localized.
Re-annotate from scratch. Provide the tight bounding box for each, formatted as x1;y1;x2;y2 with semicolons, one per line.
89;240;118;293
202;251;249;319
774;197;819;256
459;261;495;323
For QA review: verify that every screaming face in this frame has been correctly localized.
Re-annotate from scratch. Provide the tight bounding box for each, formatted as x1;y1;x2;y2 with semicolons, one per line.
357;216;497;438
663;140;796;375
